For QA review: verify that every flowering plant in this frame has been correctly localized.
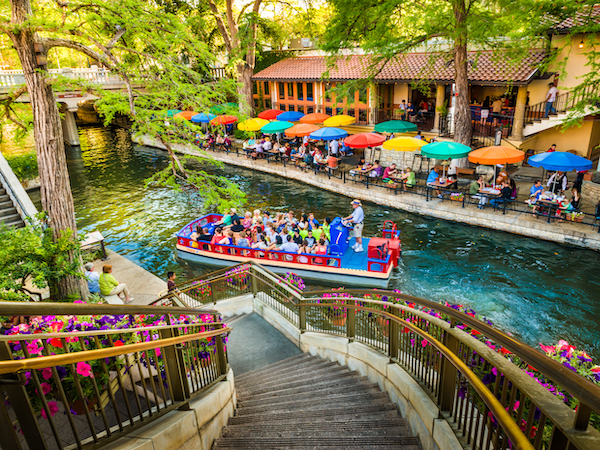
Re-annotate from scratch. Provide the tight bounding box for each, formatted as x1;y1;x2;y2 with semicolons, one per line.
225;264;251;290
450;192;464;201
283;272;305;291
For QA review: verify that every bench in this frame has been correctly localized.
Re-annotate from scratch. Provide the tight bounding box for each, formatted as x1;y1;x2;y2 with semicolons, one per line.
80;231;108;260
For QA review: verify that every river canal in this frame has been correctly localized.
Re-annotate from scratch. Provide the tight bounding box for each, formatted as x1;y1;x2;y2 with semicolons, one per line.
21;126;600;358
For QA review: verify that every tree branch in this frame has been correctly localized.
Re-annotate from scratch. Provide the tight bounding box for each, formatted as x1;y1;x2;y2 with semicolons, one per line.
207;0;233;52
42;37;117;70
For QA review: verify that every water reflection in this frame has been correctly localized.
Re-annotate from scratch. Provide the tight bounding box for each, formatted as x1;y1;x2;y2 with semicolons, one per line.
9;126;600;358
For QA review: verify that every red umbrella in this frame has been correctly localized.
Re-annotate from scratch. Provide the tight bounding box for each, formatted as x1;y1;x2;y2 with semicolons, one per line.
300;113;330;124
258;109;284;120
345;133;386;149
210;115;238;125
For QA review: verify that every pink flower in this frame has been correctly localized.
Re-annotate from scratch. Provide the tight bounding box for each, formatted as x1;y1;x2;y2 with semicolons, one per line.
26;341;43;356
155;348;161;358
421;339;428;348
74;300;86;304
48;321;64;333
76;361;93;378
40;401;58;419
40;382;51;395
539;344;556;354
591;366;600;374
41;368;53;380
556;340;570;351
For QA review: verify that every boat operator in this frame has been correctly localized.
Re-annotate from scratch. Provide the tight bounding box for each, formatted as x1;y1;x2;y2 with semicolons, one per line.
343;199;364;253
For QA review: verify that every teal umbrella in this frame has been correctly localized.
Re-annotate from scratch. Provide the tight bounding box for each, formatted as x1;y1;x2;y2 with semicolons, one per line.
261;121;293;133
166;109;182;117
374;120;417;133
420;142;471;159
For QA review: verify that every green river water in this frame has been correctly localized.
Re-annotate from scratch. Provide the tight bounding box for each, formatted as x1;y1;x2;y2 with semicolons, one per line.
18;126;600;358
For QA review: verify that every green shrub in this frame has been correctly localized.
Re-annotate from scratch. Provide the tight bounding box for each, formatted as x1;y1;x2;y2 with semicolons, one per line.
6;152;38;182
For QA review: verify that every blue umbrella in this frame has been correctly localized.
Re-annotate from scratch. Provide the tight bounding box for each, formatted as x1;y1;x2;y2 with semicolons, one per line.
528;151;593;172
277;111;305;121
309;127;348;141
191;113;216;123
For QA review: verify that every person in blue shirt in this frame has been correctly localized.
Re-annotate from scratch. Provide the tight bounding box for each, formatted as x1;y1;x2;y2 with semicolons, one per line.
343;199;365;253
427;167;442;198
530;180;543;199
84;263;101;294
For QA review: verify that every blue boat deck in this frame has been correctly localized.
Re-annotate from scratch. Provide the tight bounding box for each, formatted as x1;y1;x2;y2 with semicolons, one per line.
340;237;370;271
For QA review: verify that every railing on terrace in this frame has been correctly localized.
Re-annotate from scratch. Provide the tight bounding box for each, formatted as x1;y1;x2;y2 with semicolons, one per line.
0;68;126;88
0;302;230;450
524;85;598;125
158;261;600;450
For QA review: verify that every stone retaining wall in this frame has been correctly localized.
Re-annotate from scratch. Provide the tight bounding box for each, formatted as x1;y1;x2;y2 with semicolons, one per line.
582;180;600;206
136;135;600;250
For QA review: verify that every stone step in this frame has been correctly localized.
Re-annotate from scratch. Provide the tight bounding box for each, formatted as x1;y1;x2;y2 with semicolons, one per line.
243;375;372;401
228;403;399;425
240;382;383;408
237;390;391;415
238;370;364;398
213;436;422;449
235;357;337;387
236;361;348;392
0;212;21;223
0;188;6;195
235;353;315;382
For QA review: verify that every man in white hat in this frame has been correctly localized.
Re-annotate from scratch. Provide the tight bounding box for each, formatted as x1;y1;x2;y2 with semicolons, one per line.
343;199;365;252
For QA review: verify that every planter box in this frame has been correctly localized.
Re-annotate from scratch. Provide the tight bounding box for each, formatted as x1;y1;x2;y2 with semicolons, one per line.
450;196;464;202
566;214;584;223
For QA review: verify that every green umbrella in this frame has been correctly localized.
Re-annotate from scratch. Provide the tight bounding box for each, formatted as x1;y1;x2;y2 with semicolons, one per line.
166;109;182;117
210;103;239;114
261;121;294;133
420;142;471;159
374;120;418;133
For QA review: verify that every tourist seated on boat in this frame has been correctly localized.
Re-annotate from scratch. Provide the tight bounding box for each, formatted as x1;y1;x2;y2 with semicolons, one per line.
280;235;299;253
190;224;202;241
322;217;332;241
237;230;251;248
243;211;252;229
252;234;269;249
305;230;317;249
308;213;319;230
274;212;285;229
251;226;264;244
369;160;384;178
292;229;303;245
219;230;235;245
262;211;272;227
214;208;236;227
312;239;328;255
268;235;283;250
211;227;224;244
230;218;245;232
383;164;398;180
192;226;212;242
285;211;297;227
298;239;311;255
252;209;262;226
264;222;276;241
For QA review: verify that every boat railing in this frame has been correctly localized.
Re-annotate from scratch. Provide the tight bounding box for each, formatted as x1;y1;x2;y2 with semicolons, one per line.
157;262;600;450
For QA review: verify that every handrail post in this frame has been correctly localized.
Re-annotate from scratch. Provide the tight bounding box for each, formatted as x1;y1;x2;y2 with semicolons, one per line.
388;306;399;361
250;268;258;298
0;342;48;450
346;299;355;341
159;328;188;402
574;402;592;431
215;323;228;376
438;331;460;412
299;301;306;333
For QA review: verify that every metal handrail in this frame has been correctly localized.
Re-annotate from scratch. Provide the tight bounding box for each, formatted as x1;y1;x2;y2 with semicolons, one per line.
0;166;29;220
0;301;217;316
302;301;533;450
304;289;600;415
0;327;231;375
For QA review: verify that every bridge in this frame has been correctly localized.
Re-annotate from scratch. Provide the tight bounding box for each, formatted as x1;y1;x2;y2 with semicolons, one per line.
0;262;599;450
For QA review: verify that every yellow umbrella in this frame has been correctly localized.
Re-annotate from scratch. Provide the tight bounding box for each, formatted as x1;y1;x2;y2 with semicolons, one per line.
382;137;427;169
323;115;355;127
238;118;270;132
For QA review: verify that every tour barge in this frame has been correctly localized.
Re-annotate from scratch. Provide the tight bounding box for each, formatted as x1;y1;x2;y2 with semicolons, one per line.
176;215;401;287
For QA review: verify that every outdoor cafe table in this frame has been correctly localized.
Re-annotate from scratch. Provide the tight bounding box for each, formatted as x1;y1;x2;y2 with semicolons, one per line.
535;197;562;223
425;179;458;201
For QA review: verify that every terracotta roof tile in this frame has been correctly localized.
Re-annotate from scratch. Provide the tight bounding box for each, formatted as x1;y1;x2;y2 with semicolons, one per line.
550;5;600;31
252;50;547;84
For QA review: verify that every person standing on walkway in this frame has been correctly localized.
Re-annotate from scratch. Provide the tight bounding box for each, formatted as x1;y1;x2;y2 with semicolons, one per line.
343;199;365;253
99;264;133;304
545;83;558;117
84;262;100;294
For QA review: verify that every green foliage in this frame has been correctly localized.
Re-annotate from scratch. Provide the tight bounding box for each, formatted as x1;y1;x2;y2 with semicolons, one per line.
5;151;38;182
0;214;83;299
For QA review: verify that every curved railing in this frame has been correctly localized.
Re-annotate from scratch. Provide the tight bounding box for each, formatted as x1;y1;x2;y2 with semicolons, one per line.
0;302;230;450
158;262;600;450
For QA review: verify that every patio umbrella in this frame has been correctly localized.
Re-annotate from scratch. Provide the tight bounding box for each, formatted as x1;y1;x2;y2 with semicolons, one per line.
191;113;216;123
309;127;348;141
421;142;471;180
261;121;293;134
374;120;418;133
383;137;427;168
344;133;386;149
527;151;593;172
174;111;197;121
285;123;320;137
468;146;525;186
300;113;330;124
166;109;182;117
323;115;355;127
210;115;238;126
277;111;305;121
210;103;238;114
238;118;270;132
258;109;284;120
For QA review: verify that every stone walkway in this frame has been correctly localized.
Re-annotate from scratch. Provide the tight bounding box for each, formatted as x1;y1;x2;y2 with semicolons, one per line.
137;136;600;251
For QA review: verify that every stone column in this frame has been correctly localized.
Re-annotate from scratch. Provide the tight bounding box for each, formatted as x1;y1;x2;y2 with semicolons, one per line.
368;83;378;125
60;105;80;146
432;84;445;132
510;85;528;141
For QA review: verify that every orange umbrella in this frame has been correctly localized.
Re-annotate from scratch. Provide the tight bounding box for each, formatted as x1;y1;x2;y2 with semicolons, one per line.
468;146;525;165
210;114;238;125
174;111;197;120
285;123;320;137
299;113;330;124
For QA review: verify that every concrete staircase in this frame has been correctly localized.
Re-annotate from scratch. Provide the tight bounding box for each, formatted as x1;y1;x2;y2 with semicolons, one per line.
0;186;24;228
214;354;421;449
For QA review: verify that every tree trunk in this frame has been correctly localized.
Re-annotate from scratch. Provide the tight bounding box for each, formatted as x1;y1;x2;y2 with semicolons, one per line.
452;0;472;147
9;0;88;300
237;63;255;117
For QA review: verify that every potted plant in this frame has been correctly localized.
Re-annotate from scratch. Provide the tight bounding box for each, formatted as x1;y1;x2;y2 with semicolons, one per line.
566;212;584;222
450;192;464;202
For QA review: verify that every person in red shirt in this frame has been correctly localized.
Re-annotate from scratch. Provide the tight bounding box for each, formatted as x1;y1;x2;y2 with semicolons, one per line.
548;144;556;152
